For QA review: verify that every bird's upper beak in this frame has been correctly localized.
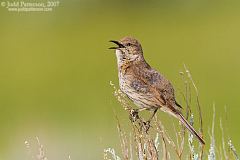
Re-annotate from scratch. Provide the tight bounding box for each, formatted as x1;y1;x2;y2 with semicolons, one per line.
109;40;125;49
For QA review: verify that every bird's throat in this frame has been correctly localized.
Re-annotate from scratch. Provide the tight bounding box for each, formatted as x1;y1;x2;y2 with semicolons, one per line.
115;49;148;72
115;49;126;68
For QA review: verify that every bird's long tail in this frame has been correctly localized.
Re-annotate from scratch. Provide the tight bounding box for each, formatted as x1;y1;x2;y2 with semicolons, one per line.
176;112;205;145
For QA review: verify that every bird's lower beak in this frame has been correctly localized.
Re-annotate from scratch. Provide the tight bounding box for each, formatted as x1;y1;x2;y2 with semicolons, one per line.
109;40;125;49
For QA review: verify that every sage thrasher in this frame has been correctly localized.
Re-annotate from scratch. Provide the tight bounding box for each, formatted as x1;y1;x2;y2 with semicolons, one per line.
109;36;205;145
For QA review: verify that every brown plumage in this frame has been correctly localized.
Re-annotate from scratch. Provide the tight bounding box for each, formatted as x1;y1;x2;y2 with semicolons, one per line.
109;36;205;145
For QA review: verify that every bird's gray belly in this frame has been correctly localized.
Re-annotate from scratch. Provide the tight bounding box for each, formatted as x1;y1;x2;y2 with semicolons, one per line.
119;75;158;110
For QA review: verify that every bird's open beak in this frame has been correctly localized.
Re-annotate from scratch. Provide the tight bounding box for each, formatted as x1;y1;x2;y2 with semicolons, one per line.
109;40;125;49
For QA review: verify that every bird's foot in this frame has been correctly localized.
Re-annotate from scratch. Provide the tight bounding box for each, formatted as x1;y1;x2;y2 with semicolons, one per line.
142;120;151;133
129;109;140;122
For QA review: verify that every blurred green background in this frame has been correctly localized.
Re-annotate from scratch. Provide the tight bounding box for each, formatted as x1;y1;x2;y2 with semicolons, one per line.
0;0;240;159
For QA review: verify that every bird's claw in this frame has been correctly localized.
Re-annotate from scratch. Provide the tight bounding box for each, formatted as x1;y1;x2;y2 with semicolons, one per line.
142;120;151;133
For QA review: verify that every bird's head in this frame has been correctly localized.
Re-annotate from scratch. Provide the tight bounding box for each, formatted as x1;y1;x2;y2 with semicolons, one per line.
109;36;144;63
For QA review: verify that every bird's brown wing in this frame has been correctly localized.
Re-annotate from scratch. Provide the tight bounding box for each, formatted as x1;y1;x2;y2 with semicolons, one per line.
140;68;181;111
175;101;182;108
128;65;205;144
128;64;180;110
140;68;205;144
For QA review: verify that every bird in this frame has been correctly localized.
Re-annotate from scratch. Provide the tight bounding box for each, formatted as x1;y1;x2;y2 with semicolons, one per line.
109;36;205;145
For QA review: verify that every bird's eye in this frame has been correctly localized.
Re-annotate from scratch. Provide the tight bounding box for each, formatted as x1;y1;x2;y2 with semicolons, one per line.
126;43;131;46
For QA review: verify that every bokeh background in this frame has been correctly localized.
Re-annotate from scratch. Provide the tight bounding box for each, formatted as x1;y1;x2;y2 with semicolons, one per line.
0;0;240;159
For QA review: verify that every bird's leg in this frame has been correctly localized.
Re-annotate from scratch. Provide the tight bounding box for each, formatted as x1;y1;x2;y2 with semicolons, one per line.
140;109;158;133
145;108;158;127
149;108;158;122
130;108;157;133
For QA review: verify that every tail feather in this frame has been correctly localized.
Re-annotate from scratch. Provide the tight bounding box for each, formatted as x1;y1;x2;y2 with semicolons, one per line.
177;113;205;145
